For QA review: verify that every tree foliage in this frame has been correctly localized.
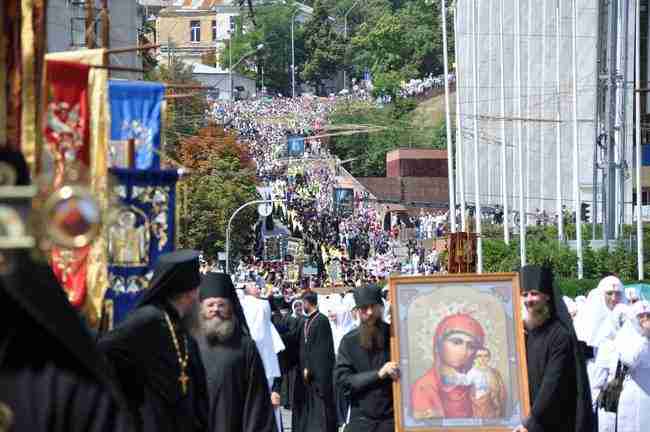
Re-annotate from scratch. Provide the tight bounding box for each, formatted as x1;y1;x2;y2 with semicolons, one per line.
349;0;451;96
176;124;258;264
220;5;304;96
328;99;448;176
145;57;208;157
300;0;346;95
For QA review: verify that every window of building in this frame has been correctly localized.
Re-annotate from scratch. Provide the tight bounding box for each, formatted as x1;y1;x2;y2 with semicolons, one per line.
190;20;201;42
229;16;236;34
69;1;96;48
643;144;650;166
212;20;217;41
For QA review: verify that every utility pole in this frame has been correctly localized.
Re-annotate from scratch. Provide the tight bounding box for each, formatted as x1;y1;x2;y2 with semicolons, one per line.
85;0;96;49
100;0;109;49
343;0;362;91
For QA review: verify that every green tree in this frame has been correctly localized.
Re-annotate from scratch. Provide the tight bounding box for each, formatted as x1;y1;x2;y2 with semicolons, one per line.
145;57;207;157
301;0;346;95
220;5;306;95
176;125;258;267
349;0;452;95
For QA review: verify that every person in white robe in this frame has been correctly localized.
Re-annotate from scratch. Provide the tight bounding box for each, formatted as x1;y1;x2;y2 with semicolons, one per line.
329;303;357;356
241;283;286;432
591;303;630;432
574;275;625;401
615;300;650;432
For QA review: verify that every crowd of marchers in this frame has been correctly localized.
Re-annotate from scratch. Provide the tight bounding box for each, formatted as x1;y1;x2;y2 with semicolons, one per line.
2;244;649;432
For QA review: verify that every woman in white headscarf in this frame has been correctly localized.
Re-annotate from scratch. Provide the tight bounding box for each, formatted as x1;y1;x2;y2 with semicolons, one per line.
592;303;630;432
615;300;650;432
574;276;625;401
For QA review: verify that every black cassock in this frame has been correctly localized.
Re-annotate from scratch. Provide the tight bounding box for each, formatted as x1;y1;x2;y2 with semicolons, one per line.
197;330;275;432
98;303;208;432
525;317;593;432
334;321;394;432
0;255;134;432
292;311;337;432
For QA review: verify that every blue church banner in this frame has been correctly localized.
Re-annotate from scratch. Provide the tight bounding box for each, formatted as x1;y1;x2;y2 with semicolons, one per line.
108;80;165;170
104;168;179;325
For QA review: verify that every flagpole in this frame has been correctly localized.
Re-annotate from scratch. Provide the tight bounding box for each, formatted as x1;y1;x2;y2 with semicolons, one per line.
635;0;644;280
572;0;583;279
556;0;564;241
500;0;509;244
472;0;483;273
441;0;457;233
516;0;526;265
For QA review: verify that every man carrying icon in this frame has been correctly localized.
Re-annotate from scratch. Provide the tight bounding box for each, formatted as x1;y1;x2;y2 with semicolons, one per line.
514;265;594;432
334;284;396;432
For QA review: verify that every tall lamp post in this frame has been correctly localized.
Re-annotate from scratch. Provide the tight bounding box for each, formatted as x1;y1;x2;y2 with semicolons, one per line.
343;0;362;90
226;199;276;273
225;43;264;100
291;7;301;98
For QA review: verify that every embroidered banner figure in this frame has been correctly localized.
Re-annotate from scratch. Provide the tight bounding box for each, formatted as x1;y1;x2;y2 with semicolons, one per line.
104;168;179;326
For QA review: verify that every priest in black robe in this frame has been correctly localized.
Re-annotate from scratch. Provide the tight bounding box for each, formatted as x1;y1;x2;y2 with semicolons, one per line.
515;265;594;432
334;284;396;432
0;150;134;432
99;250;209;432
196;272;276;432
291;292;337;432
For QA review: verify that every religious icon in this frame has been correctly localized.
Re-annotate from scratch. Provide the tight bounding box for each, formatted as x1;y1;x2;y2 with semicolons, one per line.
285;264;300;283
326;258;342;284
108;207;149;266
389;274;530;432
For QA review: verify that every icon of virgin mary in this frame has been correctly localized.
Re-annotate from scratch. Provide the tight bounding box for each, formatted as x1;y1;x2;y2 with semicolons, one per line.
411;313;491;419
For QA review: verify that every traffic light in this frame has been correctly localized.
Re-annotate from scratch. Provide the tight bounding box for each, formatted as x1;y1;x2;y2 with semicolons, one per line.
581;202;590;223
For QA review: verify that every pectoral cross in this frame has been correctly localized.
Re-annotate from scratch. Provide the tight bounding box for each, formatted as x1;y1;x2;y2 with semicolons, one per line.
179;371;189;395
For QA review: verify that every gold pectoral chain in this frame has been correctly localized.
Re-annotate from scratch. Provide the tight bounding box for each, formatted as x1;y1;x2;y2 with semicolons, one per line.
163;312;190;395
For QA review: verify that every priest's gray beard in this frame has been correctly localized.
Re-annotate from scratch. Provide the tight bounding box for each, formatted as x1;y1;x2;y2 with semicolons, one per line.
359;319;385;351
524;302;551;330
202;314;236;345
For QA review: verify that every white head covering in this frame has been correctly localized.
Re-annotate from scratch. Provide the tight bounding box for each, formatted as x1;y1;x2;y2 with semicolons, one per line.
574;276;625;347
241;295;285;385
330;303;357;355
291;299;304;318
625;287;640;303
614;300;650;371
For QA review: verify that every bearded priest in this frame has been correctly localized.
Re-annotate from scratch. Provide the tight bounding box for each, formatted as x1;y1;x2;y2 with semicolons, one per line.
514;265;594;432
197;272;275;432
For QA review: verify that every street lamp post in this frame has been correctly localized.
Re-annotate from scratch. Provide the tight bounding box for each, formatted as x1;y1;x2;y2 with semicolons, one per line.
229;33;233;100
291;8;300;98
225;198;278;273
343;0;362;90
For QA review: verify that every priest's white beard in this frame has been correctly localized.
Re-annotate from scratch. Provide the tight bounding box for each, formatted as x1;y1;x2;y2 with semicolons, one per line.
202;314;236;344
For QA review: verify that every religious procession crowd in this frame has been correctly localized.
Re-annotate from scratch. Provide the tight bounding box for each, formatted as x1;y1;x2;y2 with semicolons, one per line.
6;233;650;432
